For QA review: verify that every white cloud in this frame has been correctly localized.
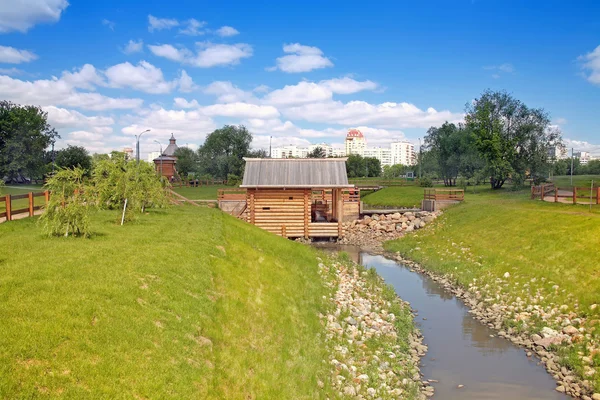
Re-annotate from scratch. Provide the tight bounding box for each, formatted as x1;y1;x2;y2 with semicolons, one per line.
122;107;217;142
0;45;38;64
123;39;144;54
579;45;600;85
484;63;515;73
215;26;239;37
318;77;378;94
563;138;600;156
105;61;176;94
281;100;463;129
61;64;104;90
147;44;189;62
44;106;114;130
253;84;270;93
263;81;332;106
0;67;24;76
0;73;143;111
102;19;115;31
0;0;68;33
178;70;196;92
173;98;200;108
271;43;333;73
149;42;253;67
554;117;567;125
203;81;255;103
148;15;179;32
179;18;206;36
200;102;280;119
194;42;253;67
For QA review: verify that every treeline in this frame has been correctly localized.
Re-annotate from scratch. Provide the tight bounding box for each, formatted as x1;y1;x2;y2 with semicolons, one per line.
417;90;563;189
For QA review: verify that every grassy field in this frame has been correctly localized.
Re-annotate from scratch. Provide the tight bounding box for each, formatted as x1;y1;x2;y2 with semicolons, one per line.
361;186;425;208
0;206;336;399
171;185;229;200
384;188;600;389
550;174;600;189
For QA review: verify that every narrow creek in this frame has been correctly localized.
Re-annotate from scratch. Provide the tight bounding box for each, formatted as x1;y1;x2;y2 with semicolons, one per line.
315;244;567;400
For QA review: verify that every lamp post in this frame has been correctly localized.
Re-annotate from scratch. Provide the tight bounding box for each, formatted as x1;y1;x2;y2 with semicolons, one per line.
418;138;422;180
51;140;56;174
154;140;163;177
135;129;151;163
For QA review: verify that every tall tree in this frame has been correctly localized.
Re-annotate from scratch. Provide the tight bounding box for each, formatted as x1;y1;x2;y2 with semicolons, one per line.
173;147;198;177
364;157;382;177
0;101;58;180
307;146;326;158
55;145;92;173
197;125;252;179
346;154;365;178
465;90;561;189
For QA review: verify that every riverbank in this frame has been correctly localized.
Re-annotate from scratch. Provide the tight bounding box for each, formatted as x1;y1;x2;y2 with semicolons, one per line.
384;189;600;398
318;254;429;399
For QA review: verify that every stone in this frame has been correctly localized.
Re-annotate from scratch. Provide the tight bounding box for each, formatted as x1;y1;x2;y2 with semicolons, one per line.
591;393;600;400
504;272;510;278
562;325;578;335
556;386;566;393
343;386;356;396
366;387;376;397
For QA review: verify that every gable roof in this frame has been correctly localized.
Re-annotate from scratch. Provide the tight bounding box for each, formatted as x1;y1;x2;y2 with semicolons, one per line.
241;158;353;188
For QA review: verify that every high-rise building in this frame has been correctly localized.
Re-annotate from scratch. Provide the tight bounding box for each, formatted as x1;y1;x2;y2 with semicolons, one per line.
391;141;415;166
574;151;591;165
345;129;367;155
363;147;393;166
271;145;309;159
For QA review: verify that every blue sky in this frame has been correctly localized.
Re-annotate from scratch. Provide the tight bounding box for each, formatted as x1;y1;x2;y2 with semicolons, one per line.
1;0;599;158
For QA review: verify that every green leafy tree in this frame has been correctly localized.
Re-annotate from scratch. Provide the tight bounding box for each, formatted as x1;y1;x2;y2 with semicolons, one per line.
0;101;59;180
248;148;268;158
39;167;91;237
465;90;561;189
382;164;407;179
346;154;365;178
173;147;198;177
55;145;92;173
364;157;382;177
197;125;252;179
307;146;327;158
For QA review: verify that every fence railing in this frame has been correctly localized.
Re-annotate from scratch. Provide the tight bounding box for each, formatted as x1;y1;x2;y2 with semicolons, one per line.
174;179;229;188
532;184;599;205
217;188;247;201
0;191;49;222
423;189;465;201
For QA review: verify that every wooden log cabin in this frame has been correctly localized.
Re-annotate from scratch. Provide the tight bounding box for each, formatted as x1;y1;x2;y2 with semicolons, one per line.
220;158;359;239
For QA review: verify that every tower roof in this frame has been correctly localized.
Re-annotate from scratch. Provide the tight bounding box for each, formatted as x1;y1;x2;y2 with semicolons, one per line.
163;133;179;156
346;129;364;139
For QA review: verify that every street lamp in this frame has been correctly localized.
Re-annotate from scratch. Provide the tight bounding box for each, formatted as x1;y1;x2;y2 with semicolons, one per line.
154;140;163;177
135;129;151;163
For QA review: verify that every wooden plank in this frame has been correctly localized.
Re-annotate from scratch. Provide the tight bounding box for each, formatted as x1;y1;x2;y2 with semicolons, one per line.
11;193;29;200
12;207;30;215
28;192;34;216
5;194;11;221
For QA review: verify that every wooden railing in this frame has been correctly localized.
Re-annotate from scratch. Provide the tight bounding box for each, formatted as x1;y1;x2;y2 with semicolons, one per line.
175;179;229;188
423;189;465;201
531;183;556;200
217;188;248;201
540;186;600;205
1;191;49;222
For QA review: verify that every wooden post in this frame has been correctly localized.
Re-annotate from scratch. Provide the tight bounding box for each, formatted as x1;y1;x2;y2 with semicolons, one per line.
249;191;255;224
5;194;11;221
304;189;309;239
337;188;343;237
540;185;545;200
531;185;534;199
573;187;577;205
44;190;50;206
554;187;558;203
281;224;286;238
28;192;34;216
597;187;600;205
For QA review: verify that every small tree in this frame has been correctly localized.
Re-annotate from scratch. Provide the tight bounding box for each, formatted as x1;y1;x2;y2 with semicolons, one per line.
173;147;198;178
39;167;91;237
307;146;327;158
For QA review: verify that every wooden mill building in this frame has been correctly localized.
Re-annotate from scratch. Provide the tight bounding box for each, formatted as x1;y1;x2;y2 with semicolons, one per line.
219;158;359;239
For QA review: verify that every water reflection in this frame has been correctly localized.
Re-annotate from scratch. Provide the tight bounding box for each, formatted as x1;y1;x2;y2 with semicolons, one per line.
313;245;567;400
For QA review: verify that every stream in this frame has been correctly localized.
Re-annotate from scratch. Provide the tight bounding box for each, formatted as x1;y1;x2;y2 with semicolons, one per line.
315;244;567;399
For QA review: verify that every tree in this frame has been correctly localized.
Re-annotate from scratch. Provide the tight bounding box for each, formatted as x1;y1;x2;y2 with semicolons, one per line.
364;157;382;177
197;125;252;179
39;167;91;237
173;147;198;177
425;122;484;186
346;154;365;178
55;145;92;173
248;148;268;158
465;90;561;189
382;164;407;179
307;146;327;158
0;101;59;180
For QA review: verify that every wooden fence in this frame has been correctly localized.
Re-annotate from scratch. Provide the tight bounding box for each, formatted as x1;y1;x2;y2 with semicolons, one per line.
174;179;229;188
423;188;465;201
0;191;49;222
532;184;599;205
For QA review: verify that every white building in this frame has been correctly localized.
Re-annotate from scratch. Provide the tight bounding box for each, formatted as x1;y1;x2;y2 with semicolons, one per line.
345;129;367;155
574;151;592;165
147;151;161;163
269;129;415;168
391;141;415;166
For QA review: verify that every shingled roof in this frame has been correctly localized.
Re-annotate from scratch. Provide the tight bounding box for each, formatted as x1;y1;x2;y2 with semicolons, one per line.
241;158;353;188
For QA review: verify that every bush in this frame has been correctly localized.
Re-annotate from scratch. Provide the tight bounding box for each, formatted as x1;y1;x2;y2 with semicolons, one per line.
419;177;433;187
39;167;91;237
227;173;241;186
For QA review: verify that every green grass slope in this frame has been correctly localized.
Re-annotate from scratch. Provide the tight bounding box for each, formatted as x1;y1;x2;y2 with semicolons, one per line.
171;185;228;200
0;206;333;399
361;186;425;208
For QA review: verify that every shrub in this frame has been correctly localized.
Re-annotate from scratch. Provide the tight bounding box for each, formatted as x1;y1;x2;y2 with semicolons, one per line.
227;173;241;186
39;167;91;237
419;177;433;187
